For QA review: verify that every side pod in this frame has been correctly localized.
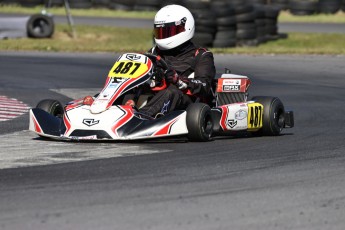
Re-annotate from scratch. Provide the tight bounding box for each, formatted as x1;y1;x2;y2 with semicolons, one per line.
29;108;65;136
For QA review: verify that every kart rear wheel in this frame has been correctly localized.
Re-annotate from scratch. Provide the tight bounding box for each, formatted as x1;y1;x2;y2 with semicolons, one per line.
186;103;213;142
251;96;285;136
36;99;64;117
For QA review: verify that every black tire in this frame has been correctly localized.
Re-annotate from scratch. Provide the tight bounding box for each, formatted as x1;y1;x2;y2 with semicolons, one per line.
69;0;93;9
271;0;289;10
256;26;266;37
160;0;184;7
237;22;256;30
212;6;236;18
136;0;160;6
289;0;318;15
109;3;133;10
246;0;266;4
49;0;64;7
235;12;256;23
195;25;217;34
255;18;266;27
111;0;135;5
196;19;217;28
133;5;159;11
266;25;278;35
191;9;217;20
237;39;259;47
228;0;243;7
318;0;341;14
93;0;110;7
186;103;213;142
217;25;236;31
217;16;237;26
251;96;285;136
265;6;280;19
109;0;134;10
265;18;277;26
36;99;64;117
215;30;236;40
234;4;254;14
254;6;266;19
27;14;54;38
213;38;237;48
184;0;210;10
236;29;257;39
18;0;43;7
192;32;213;47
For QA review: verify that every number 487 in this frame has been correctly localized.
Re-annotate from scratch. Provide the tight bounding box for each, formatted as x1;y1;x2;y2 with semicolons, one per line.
249;106;262;127
114;62;141;75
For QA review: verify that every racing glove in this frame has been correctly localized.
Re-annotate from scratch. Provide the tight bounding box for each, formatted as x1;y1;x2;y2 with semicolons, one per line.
164;68;179;84
165;68;188;90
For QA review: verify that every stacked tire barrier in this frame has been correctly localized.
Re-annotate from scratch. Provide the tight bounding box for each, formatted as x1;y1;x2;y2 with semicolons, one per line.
289;0;318;15
287;0;343;15
318;0;342;14
191;0;284;48
271;0;290;10
211;1;236;48
187;1;216;47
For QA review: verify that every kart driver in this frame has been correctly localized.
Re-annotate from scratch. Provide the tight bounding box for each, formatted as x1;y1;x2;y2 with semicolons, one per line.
137;4;216;117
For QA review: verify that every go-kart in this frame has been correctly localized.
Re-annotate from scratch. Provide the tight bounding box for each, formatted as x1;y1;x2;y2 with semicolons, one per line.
29;52;294;141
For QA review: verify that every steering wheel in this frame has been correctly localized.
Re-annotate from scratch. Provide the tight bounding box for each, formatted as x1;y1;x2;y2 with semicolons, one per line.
144;53;169;71
144;53;169;91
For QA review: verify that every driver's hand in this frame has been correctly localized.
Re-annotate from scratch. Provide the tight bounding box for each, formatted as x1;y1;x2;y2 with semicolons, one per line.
165;68;179;84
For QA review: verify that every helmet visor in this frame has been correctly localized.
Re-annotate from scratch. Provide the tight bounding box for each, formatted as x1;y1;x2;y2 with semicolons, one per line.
154;18;186;39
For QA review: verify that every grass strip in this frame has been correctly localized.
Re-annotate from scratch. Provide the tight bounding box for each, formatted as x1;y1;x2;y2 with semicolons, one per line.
279;11;345;24
0;25;344;55
213;33;345;55
0;24;153;52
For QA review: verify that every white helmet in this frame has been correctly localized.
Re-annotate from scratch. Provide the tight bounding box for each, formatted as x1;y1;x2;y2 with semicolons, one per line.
153;5;195;50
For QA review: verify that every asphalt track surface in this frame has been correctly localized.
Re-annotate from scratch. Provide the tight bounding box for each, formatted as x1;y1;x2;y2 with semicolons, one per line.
1;52;345;229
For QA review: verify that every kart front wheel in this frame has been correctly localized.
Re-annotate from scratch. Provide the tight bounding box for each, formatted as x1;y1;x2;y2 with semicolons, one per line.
186;103;213;142
251;96;285;136
36;99;64;117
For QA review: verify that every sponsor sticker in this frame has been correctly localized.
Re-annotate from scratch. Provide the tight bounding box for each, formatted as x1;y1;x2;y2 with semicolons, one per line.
235;109;247;120
70;135;97;140
223;79;240;85
126;54;141;61
223;85;240;91
83;118;100;127
227;119;237;128
108;83;119;88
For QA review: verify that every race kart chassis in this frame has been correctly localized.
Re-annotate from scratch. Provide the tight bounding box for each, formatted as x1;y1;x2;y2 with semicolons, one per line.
29;53;294;141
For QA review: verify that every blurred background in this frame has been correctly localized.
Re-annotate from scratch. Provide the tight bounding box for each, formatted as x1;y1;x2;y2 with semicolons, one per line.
0;0;344;52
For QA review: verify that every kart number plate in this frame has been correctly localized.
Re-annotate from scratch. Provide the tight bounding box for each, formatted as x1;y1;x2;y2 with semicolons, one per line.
108;60;149;79
247;103;263;130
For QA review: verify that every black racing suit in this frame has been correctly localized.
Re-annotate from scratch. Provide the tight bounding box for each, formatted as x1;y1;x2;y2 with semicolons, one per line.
140;41;216;117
